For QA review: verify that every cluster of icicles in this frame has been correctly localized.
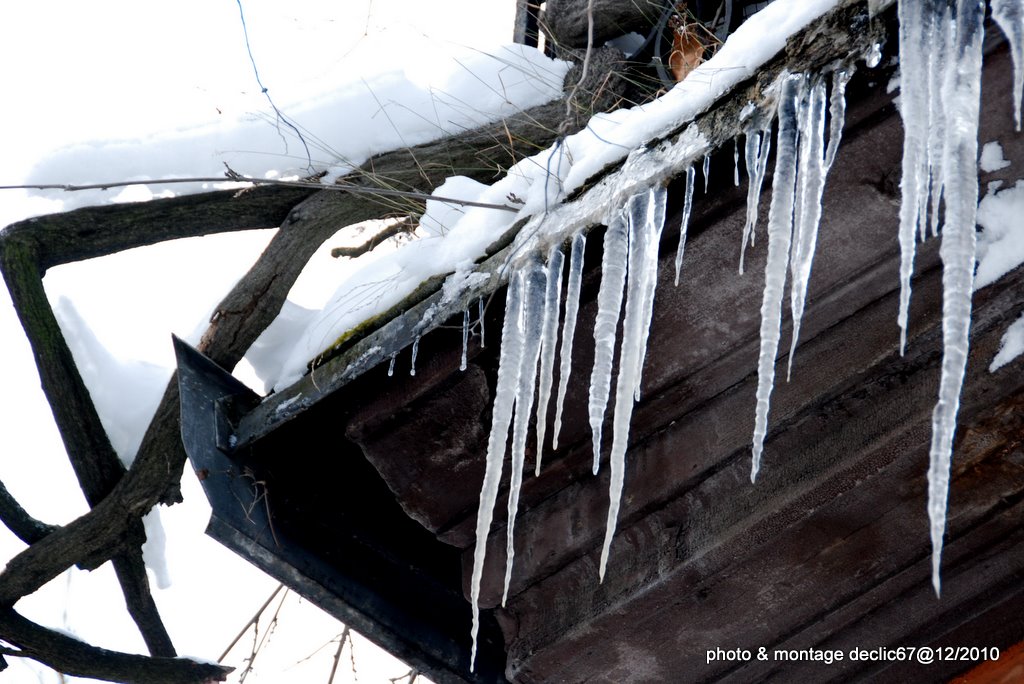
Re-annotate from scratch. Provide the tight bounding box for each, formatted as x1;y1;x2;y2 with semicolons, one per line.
455;0;1024;669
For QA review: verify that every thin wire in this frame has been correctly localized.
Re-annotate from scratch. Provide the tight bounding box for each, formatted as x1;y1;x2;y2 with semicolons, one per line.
2;175;520;212
235;0;314;172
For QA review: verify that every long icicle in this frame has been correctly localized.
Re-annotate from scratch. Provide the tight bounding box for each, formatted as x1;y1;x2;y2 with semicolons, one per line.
896;0;939;354
751;72;804;483
552;232;586;450
469;273;525;671
992;0;1024;131
740;125;773;274
535;245;565;476
786;77;826;382
674;165;696;286
589;211;630;475
927;0;984;597
600;187;667;580
460;308;470;371
786;68;852;381
504;258;548;605
634;186;668;401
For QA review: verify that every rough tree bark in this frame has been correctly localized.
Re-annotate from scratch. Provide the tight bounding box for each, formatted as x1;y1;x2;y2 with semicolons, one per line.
0;50;632;683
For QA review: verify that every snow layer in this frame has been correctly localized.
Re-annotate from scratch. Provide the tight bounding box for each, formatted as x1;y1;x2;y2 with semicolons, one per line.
979;140;1012;171
990;312;1024;370
975;179;1024;289
275;0;842;391
16;43;569;219
52;297;172;589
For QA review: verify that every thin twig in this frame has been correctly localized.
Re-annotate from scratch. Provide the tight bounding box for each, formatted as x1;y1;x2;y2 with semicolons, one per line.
218;584;285;663
0;176;519;212
235;0;313;171
326;627;350;684
561;0;596;133
331;218;415;258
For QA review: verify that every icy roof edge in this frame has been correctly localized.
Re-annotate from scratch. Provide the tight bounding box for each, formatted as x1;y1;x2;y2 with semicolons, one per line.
233;0;890;447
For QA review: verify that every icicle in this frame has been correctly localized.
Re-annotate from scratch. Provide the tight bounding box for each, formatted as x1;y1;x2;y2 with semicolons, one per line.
751;73;803;483
504;259;548;605
824;69;851;171
787;70;851;380
460;309;470;371
534;245;565;476
702;153;711;193
927;0;985;597
409;336;420;377
733;138;741;186
387;352;396;377
589;210;630;475
674;164;696;286
992;0;1024;131
926;5;952;243
478;296;486;348
896;0;947;354
469;273;525;671
786;78;828;380
740;126;772;275
553;232;586;451
866;42;883;69
599;187;666;580
634;186;668;402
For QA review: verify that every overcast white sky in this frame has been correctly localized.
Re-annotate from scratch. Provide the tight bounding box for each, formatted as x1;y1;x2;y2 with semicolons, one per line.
0;1;515;682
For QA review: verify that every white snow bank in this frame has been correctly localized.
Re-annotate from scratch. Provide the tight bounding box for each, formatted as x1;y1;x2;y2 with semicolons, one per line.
17;43;569;219
990;312;1024;371
980;140;1012;172
52;296;172;589
269;0;843;390
975;179;1024;289
53;297;169;465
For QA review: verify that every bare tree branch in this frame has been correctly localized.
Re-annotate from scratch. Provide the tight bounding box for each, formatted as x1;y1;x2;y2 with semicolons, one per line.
0;235;175;656
330;217;415;259
0;238;127;508
0;175;519;212
0;608;229;683
0;480;58;545
112;552;176;658
2;185;314;271
218;584;285;663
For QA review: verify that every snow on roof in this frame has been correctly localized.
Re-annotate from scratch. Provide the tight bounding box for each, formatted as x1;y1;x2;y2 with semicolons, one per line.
266;0;846;390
